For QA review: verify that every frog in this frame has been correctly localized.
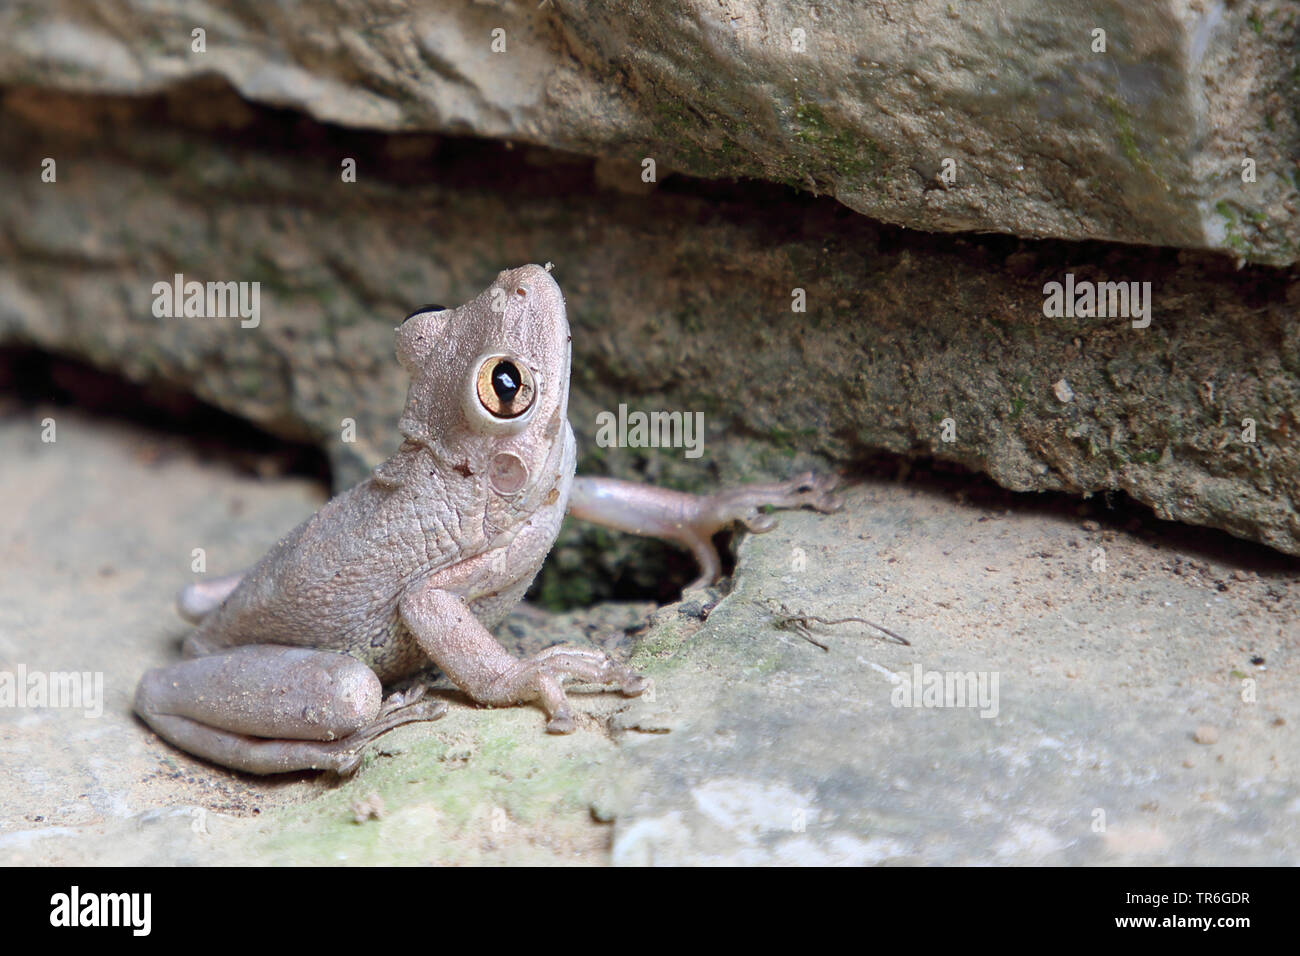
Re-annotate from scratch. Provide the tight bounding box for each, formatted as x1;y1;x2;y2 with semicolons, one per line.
134;264;841;775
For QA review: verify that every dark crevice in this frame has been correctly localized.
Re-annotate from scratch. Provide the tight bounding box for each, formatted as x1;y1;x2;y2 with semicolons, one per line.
0;346;332;485
837;448;1300;575
2;81;1296;612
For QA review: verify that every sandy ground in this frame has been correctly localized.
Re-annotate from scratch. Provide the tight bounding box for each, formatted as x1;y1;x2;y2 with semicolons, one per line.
1;406;1296;864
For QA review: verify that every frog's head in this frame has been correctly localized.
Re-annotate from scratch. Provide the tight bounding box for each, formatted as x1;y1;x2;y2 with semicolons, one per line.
393;264;573;523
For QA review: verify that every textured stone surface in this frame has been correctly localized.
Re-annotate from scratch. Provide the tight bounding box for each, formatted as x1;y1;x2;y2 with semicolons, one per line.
0;1;1296;262
610;485;1300;865
3;412;1295;865
5;2;1298;870
1;88;1297;569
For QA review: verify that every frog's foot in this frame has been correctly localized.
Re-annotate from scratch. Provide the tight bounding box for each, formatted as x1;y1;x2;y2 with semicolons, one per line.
134;645;446;775
485;645;648;734
568;471;843;587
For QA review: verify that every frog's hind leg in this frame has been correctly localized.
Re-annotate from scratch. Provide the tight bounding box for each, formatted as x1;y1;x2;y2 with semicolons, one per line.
134;645;446;775
568;471;842;589
176;572;246;623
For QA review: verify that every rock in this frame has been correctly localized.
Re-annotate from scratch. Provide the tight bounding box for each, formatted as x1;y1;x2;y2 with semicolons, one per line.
1;88;1297;566
349;793;385;824
0;1;1295;262
607;485;1300;865
1193;725;1220;745
7;415;1295;864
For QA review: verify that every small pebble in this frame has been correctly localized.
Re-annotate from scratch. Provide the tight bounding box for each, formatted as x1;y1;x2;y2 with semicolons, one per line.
1053;379;1074;403
1081;519;1100;532
1193;725;1219;745
350;792;386;823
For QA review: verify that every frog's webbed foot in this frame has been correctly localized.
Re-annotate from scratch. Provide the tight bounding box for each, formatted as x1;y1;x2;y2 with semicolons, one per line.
134;646;446;775
568;471;842;588
706;471;842;533
400;583;646;735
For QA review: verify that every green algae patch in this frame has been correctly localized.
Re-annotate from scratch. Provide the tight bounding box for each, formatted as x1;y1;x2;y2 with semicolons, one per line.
242;706;620;865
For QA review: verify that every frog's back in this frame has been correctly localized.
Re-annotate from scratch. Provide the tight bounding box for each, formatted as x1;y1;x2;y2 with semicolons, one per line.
188;476;474;671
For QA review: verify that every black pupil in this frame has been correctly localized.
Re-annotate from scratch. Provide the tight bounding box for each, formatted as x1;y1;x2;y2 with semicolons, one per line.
492;361;521;403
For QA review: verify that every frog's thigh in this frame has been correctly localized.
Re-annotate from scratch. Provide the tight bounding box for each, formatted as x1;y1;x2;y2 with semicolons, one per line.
135;645;437;774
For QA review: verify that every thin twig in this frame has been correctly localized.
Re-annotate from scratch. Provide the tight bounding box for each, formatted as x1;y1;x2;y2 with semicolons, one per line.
769;602;911;650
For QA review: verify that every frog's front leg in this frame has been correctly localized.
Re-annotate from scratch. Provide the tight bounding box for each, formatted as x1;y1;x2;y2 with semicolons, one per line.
399;581;646;733
134;646;447;774
568;471;842;588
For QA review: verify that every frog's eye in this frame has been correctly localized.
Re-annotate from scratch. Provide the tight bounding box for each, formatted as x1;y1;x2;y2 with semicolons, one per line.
475;355;535;419
403;304;448;324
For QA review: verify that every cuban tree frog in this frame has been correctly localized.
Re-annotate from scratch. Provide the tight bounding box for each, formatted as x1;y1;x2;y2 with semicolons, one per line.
134;264;840;774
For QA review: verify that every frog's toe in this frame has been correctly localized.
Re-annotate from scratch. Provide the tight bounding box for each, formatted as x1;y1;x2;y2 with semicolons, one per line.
335;752;365;777
736;511;779;534
621;673;649;697
378;681;432;716
546;711;576;734
787;471;843;513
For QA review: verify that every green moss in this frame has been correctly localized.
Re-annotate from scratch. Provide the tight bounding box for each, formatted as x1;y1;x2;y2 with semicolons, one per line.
765;425;821;450
236;369;265;396
746;653;784;676
673;305;707;335
710;136;744;166
1103;96;1145;170
790;100;883;183
1248;12;1263;34
250;712;611;864
1214;200;1253;256
649;101;719;173
629;616;694;666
